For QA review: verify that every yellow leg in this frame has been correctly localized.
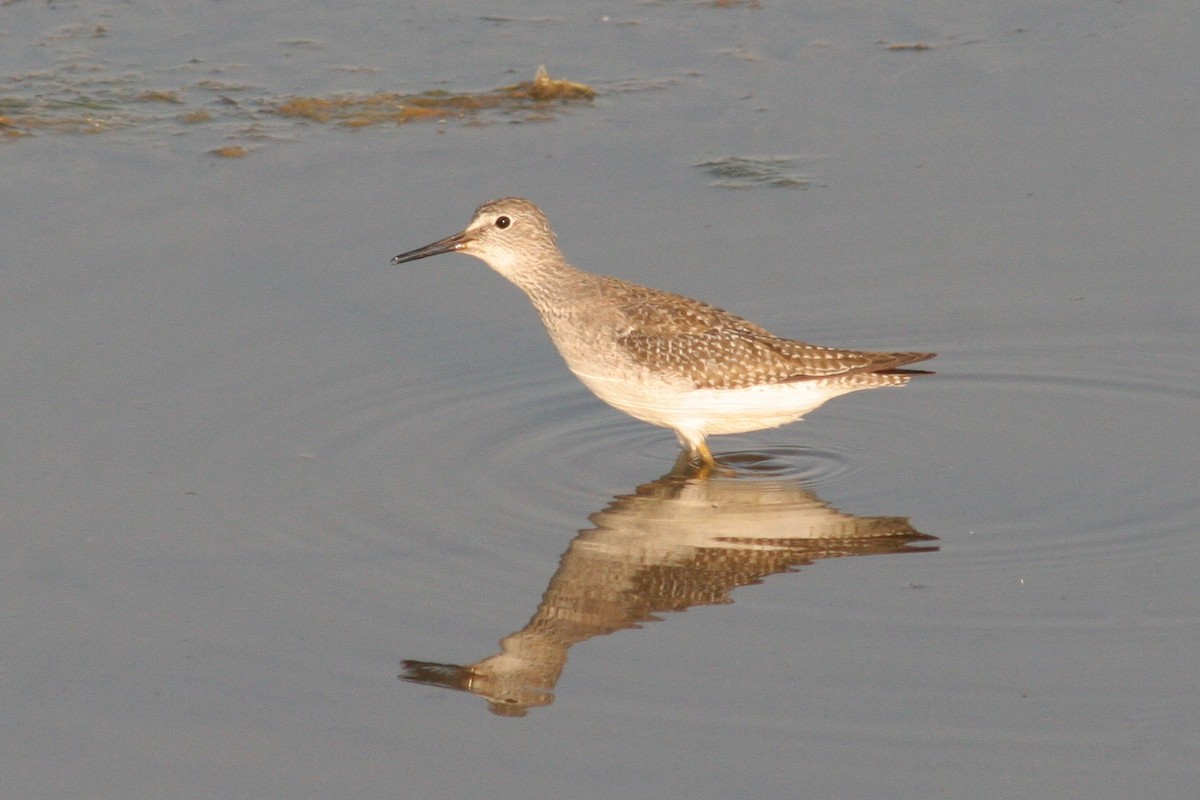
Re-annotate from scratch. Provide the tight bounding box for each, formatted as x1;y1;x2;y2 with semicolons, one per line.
674;431;715;470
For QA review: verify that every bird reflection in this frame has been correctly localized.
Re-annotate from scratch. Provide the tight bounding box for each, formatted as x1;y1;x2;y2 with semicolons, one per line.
401;453;936;716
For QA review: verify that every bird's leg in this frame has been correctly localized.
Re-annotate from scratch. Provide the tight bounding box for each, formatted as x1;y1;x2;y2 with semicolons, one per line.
673;431;715;469
669;446;717;478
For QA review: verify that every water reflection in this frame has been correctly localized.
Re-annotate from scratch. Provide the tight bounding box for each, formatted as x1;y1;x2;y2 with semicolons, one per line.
401;454;936;716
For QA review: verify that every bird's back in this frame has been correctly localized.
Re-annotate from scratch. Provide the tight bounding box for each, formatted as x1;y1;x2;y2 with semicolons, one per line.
533;272;933;391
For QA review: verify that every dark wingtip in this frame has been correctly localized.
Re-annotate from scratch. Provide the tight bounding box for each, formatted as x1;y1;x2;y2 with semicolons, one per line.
882;351;936;375
879;368;936;376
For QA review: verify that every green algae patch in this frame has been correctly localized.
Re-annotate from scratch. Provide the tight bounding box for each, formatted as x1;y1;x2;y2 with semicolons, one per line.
694;156;812;189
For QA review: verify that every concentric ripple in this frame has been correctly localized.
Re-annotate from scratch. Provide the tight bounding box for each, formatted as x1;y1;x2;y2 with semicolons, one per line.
191;323;1198;599
885;332;1199;570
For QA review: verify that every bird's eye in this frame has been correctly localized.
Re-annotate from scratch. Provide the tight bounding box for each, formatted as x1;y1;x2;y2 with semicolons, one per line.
495;215;511;229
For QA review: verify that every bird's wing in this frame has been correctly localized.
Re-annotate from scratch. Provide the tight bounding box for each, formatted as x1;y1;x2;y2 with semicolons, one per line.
600;277;933;389
618;329;923;389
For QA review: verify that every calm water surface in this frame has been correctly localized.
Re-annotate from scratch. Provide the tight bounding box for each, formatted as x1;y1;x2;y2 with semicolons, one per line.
3;1;1198;798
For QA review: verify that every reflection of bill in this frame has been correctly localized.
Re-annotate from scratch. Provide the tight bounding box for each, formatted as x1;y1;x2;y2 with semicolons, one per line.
402;457;937;716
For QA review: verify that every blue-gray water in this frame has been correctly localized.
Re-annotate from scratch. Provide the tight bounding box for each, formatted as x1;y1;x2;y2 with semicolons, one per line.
3;2;1198;798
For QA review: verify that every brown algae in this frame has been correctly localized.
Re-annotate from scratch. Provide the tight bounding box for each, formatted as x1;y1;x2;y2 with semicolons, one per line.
210;145;250;158
274;66;594;127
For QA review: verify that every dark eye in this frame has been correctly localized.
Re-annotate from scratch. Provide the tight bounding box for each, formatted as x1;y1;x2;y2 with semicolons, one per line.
495;215;511;229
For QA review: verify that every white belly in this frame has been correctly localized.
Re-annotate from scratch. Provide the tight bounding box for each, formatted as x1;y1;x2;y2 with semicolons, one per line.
570;369;866;439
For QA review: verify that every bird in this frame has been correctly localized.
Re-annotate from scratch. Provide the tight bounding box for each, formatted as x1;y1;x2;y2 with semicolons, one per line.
391;197;934;466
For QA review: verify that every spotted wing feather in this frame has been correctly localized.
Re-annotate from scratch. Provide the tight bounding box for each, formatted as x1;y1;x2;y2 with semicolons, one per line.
605;281;933;390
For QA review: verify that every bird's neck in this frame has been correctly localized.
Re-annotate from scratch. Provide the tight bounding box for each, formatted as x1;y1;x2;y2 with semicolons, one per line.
503;258;595;311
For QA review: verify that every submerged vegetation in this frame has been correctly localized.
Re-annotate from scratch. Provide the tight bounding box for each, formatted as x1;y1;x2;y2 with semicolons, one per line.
274;66;594;127
0;65;595;149
694;156;813;189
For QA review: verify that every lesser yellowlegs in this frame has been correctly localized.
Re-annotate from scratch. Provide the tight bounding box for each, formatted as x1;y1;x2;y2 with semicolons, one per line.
391;197;934;465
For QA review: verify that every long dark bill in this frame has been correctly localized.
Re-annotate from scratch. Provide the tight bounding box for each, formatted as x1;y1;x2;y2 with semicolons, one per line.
391;231;469;265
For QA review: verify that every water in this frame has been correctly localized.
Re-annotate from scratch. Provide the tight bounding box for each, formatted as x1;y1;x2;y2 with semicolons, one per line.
3;1;1198;798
